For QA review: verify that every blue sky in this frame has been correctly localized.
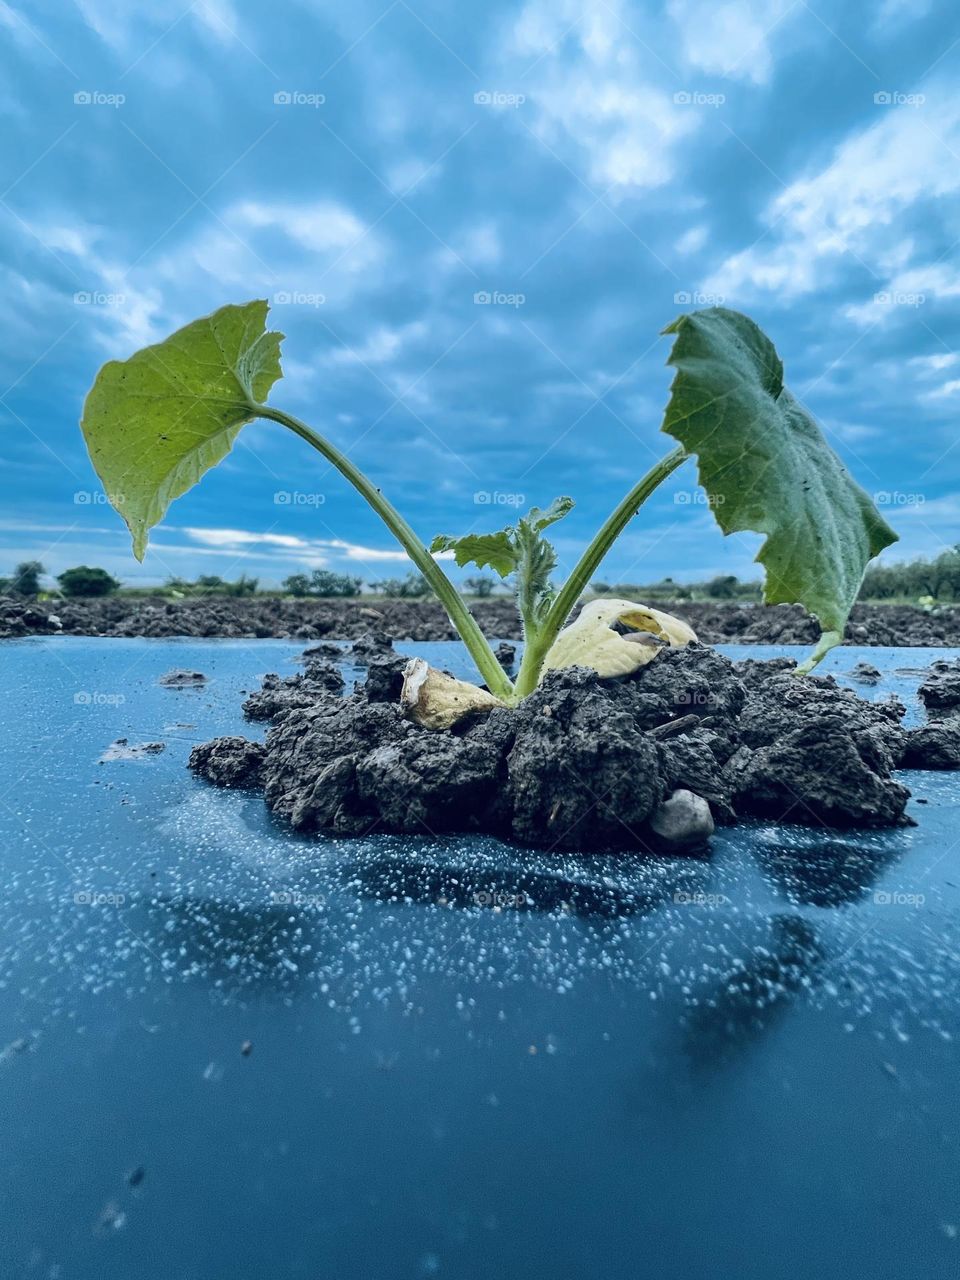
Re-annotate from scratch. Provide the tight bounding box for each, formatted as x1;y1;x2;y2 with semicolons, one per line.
2;0;960;589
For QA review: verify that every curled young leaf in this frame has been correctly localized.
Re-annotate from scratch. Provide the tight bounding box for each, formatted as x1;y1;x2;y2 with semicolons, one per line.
432;497;573;635
80;301;284;560
542;598;697;678
661;307;897;669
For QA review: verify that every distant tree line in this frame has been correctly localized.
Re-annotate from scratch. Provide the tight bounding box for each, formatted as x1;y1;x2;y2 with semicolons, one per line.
593;550;960;604
0;563;502;600
282;570;362;598
858;547;960;601
591;575;763;602
164;574;259;597
16;555;956;605
0;561;121;598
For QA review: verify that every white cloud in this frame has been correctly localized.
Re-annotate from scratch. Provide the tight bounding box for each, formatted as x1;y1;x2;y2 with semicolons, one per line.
181;528;308;549
668;0;796;86
175;526;412;564
385;156;440;195
910;353;958;373
822;419;881;445
460;222;502;268
74;0;242;54
326;320;427;367
325;539;410;562
15;196;385;351
871;0;933;32
703;81;960;303
230;200;370;256
506;0;698;193
922;379;960;403
674;224;708;255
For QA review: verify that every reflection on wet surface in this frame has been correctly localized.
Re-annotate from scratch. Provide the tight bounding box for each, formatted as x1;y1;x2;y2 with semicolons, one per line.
1;639;960;1280
681;915;826;1068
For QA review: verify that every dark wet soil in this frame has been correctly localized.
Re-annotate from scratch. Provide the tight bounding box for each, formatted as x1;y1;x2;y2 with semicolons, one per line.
6;594;960;646
188;638;960;852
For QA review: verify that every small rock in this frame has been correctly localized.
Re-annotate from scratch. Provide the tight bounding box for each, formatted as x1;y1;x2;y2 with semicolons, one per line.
348;630;393;664
188;737;265;788
158;669;207;688
360;653;408;702
100;740;166;761
301;641;343;660
900;721;960;769
850;661;881;684
495;641;517;670
240;1040;253;1057
648;789;715;848
918;660;960;719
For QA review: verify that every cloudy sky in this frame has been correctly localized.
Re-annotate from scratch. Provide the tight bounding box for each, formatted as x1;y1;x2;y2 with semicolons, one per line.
2;0;959;589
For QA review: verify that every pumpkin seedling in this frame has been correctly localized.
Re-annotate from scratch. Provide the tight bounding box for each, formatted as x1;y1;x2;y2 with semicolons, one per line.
79;302;897;712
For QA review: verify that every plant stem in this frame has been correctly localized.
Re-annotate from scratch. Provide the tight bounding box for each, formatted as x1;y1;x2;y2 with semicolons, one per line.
513;445;689;697
255;403;515;702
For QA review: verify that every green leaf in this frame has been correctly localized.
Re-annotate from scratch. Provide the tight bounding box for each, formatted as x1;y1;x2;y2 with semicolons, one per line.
661;307;897;668
430;530;518;578
80;300;284;560
432;497;574;635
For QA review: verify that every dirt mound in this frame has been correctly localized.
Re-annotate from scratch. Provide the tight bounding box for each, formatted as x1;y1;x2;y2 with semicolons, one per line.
189;644;928;852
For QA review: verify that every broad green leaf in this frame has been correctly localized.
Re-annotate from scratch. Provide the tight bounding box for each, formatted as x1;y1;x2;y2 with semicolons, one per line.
661;307;897;669
431;530;518;578
80;300;284;560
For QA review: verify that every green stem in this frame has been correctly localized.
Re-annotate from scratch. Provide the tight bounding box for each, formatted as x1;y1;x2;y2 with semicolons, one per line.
255;403;515;702
513;445;689;697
